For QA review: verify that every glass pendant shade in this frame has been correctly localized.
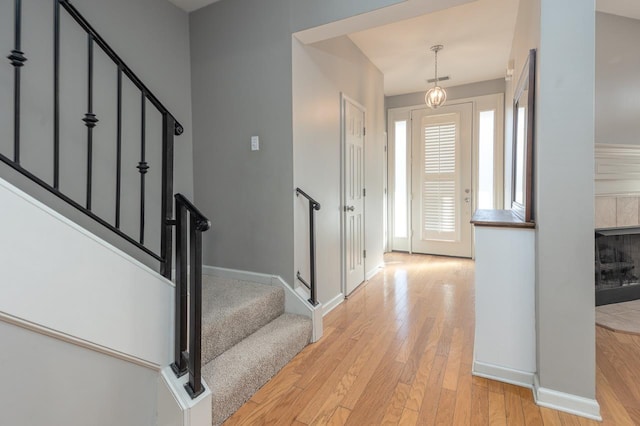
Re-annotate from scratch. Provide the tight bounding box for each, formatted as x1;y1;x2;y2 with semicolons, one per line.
425;85;447;109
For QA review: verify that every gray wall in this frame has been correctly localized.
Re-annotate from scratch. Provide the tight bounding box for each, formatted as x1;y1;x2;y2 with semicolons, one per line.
507;0;596;400
190;0;406;283
55;0;194;199
385;78;505;110
0;322;158;426
0;0;193;266
596;12;640;145
190;0;294;280
293;36;385;304
535;0;595;399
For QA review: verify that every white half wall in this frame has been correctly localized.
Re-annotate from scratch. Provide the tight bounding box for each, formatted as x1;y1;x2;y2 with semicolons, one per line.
0;177;174;368
292;35;385;306
473;226;536;387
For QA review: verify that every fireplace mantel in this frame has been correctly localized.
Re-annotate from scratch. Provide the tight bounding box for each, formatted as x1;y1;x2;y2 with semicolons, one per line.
596;226;640;236
595;144;640;229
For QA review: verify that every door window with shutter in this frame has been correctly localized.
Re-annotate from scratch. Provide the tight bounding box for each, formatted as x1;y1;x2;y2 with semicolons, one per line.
422;114;459;242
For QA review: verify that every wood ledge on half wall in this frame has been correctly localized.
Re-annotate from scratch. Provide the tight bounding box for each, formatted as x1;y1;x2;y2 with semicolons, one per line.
471;209;536;229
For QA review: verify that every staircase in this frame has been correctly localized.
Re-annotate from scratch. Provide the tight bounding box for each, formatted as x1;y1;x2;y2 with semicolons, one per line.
200;276;312;425
1;1;318;425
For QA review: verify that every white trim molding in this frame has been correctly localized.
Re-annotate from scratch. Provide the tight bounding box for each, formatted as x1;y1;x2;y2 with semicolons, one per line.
0;311;160;371
366;263;384;281
472;360;535;389
533;376;602;421
322;293;345;317
202;266;323;342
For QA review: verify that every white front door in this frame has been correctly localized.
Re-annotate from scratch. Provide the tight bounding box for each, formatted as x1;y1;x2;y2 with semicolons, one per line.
410;103;473;258
343;96;365;295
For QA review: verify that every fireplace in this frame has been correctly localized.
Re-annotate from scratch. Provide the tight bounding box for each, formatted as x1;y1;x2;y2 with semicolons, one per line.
595;227;640;305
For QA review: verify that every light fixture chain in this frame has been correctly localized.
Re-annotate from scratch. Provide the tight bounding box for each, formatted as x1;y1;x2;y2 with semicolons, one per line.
426;44;446;109
435;48;438;84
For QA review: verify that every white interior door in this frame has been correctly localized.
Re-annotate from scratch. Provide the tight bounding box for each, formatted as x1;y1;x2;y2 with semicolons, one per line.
411;103;472;257
343;96;365;295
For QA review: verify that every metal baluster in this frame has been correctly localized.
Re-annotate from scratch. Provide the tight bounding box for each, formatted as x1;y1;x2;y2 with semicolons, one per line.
295;188;321;306
115;68;122;228
82;34;98;209
186;215;204;398
53;0;60;188
171;202;188;377
160;114;175;279
309;199;318;306
8;0;27;164
137;92;148;244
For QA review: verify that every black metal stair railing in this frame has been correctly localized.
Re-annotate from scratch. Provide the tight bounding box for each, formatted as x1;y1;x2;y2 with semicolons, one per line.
3;0;183;278
296;188;320;306
4;0;211;401
171;194;211;399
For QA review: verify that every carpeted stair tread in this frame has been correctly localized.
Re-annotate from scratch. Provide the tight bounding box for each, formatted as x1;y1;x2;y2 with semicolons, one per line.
201;276;284;364
202;313;312;425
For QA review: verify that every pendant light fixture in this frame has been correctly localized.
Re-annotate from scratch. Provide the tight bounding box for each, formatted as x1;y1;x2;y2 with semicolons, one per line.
425;44;447;109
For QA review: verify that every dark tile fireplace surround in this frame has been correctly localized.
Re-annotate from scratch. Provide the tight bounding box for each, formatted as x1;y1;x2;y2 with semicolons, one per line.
596;227;640;306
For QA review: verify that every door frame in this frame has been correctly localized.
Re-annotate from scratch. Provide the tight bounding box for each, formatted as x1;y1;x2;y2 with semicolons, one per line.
340;93;367;297
386;93;504;256
411;103;473;257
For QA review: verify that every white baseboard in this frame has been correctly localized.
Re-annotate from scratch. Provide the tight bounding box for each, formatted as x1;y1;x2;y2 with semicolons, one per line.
533;375;602;421
366;263;384;281
202;265;274;285
472;360;535;389
295;285;309;300
323;293;344;317
202;266;323;342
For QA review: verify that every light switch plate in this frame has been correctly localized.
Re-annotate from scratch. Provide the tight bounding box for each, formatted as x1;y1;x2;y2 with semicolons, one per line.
251;136;259;151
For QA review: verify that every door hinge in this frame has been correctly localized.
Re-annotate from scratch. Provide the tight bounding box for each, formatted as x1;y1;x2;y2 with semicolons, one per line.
363;250;367;258
363;188;366;197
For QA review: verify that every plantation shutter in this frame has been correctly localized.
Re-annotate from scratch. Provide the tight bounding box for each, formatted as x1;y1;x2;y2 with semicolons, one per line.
421;114;459;241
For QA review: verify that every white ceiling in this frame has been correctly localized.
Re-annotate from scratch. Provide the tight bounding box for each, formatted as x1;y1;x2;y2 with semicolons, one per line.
346;0;640;96
347;0;520;96
168;0;640;96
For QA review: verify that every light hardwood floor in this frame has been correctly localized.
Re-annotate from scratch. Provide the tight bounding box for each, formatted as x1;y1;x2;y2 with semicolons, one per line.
225;253;640;425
